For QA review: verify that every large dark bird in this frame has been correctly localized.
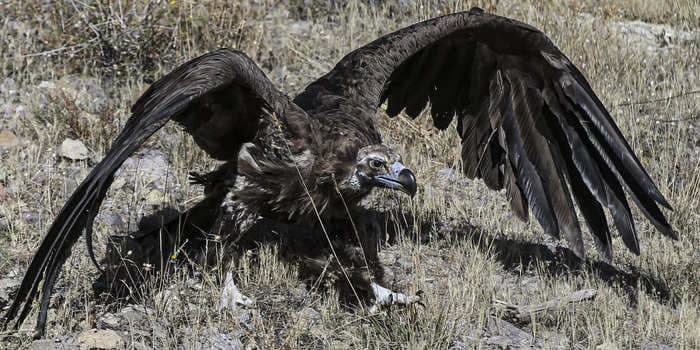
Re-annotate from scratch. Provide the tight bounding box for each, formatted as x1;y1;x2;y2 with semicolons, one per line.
4;8;674;336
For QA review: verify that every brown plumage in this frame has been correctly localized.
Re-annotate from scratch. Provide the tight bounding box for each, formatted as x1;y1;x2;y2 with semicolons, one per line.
4;8;674;336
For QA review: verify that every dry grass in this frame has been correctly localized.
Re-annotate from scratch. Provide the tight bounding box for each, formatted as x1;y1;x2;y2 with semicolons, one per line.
0;0;698;349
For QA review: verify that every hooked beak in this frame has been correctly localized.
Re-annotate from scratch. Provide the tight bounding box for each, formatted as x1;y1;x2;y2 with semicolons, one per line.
373;162;417;197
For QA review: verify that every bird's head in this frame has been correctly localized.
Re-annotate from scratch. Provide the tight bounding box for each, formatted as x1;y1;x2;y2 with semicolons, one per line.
339;144;417;198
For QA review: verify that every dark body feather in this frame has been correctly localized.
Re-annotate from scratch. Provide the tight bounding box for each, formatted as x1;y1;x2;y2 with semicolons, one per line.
4;8;673;336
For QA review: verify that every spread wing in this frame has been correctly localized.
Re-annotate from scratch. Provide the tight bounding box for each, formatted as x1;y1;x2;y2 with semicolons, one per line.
296;8;674;260
3;49;313;335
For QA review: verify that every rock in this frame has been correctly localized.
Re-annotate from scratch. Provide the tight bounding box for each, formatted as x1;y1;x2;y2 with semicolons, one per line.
0;275;21;305
98;212;127;232
29;337;79;350
181;328;243;350
185;277;203;291
77;329;124;349
118;304;154;326
608;20;697;52
0;130;19;149
118;149;172;191
0;78;18;97
577;14;698;53
483;316;538;349
23;211;43;223
97;312;121;329
59;138;89;160
297;307;321;323
37;76;108;114
597;342;620;350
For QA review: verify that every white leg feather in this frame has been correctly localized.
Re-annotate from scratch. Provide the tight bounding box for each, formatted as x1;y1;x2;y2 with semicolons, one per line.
369;282;422;313
219;272;254;311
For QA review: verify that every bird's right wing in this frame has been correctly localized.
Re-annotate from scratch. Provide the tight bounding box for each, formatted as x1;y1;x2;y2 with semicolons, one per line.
3;49;314;335
296;9;674;261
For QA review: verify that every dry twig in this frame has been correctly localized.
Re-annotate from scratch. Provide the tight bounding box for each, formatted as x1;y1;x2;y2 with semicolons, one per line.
492;289;597;324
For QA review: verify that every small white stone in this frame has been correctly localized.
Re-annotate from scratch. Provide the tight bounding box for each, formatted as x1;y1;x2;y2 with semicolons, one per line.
59;138;89;160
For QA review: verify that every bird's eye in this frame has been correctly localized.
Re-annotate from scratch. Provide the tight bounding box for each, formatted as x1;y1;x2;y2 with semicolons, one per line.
369;159;385;169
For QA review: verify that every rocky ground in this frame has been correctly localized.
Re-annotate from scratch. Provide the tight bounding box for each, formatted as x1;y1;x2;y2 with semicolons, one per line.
0;0;698;349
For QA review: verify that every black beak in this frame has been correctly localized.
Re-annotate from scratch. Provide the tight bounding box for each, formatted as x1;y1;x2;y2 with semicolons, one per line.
397;168;417;197
373;162;418;197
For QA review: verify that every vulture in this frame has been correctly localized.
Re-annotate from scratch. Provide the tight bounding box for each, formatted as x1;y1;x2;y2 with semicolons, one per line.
3;8;675;336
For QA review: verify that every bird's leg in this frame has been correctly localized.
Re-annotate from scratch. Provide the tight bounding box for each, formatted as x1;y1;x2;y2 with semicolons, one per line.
368;282;423;313
218;271;254;311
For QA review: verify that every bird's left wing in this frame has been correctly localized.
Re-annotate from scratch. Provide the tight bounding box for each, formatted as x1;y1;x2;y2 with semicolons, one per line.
4;49;314;336
295;8;674;260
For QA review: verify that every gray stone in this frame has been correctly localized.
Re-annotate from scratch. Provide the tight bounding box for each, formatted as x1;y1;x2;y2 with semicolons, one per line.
29;337;79;350
118;305;154;328
98;212;127;232
118;148;173;191
297;307;321;323
23;211;43;223
77;329;124;349
37;75;108;114
181;328;243;350
59;138;89;160
577;14;698;53
608;20;697;52
597;342;620;350
483;316;539;349
0;274;20;305
185;277;203;291
97;312;121;329
0;78;18;97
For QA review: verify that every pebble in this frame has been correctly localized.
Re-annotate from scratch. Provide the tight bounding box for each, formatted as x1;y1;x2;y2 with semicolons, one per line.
59;138;89;160
77;329;124;350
